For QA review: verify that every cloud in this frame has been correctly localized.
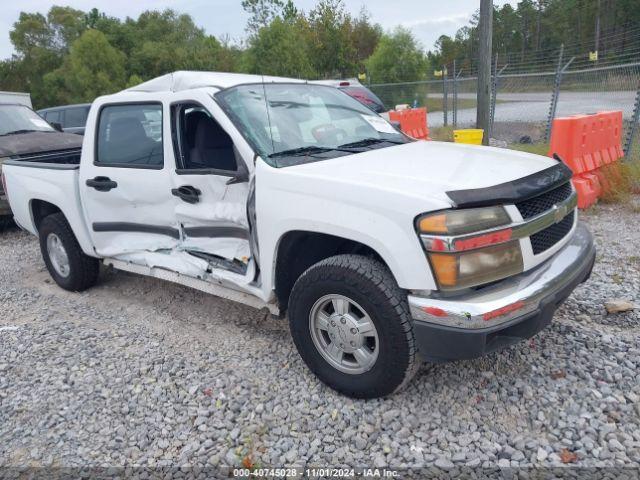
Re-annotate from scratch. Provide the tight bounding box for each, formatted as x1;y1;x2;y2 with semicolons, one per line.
400;13;472;51
401;13;471;30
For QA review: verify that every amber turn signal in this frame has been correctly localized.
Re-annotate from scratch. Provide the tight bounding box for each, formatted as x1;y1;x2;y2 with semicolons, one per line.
428;253;458;287
418;214;448;234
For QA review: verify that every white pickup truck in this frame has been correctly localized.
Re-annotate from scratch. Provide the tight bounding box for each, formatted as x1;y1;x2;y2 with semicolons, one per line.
2;71;595;398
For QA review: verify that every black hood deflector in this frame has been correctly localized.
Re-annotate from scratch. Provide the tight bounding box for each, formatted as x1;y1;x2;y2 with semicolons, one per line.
446;161;573;208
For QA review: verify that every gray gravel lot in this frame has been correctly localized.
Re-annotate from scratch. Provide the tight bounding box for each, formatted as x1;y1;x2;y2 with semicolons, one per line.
0;201;639;475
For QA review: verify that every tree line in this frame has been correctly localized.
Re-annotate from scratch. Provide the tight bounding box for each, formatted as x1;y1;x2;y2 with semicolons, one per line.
0;0;427;109
429;0;640;74
1;0;635;109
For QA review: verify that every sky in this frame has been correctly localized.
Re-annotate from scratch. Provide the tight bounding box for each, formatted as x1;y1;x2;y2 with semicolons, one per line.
0;0;518;60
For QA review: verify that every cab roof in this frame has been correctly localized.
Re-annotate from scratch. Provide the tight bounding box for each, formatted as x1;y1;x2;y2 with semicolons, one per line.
125;71;306;93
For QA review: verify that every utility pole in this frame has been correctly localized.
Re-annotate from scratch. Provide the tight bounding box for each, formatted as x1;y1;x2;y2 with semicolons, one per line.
535;0;542;52
477;0;493;145
594;0;601;61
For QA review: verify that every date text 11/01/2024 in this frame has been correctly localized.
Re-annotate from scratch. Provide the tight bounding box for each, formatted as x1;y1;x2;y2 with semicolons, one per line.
232;467;400;478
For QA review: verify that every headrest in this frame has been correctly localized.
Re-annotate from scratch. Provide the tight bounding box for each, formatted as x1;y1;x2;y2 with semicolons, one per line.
109;117;146;142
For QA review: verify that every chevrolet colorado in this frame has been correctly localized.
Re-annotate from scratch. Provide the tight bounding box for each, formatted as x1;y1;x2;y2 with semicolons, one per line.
2;72;595;398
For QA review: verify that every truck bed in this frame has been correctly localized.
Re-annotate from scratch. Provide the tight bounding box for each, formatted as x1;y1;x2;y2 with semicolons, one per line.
2;149;86;248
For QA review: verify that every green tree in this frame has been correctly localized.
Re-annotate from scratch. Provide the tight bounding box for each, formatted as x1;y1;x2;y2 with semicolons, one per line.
349;8;382;67
47;6;87;52
366;27;427;83
120;10;228;79
44;29;126;104
241;0;284;35
10;12;51;55
308;0;355;77
243;17;315;78
7;7;88;107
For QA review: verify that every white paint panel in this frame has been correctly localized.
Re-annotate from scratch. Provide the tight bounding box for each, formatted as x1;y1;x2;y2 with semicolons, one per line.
2;165;95;255
79;97;178;257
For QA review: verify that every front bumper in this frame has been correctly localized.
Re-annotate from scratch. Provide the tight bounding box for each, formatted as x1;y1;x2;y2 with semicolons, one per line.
408;222;595;361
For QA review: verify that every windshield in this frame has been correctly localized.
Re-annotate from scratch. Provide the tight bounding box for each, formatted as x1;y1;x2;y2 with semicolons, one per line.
215;83;409;167
0;105;55;136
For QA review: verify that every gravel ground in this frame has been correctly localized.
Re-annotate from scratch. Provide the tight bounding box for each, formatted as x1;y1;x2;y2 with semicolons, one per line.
0;201;639;477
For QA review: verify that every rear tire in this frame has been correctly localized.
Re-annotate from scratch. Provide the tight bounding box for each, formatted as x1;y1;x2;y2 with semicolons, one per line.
38;213;99;291
0;216;14;231
288;254;420;399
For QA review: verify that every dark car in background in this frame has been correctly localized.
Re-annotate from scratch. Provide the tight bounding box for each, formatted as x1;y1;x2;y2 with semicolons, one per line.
37;103;91;135
313;79;387;114
0;103;83;228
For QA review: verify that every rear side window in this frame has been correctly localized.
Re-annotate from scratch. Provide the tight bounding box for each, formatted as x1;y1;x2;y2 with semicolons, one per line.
96;103;163;168
340;86;386;113
64;107;89;128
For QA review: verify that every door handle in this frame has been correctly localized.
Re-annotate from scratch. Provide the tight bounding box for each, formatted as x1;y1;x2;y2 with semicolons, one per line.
172;185;201;204
86;176;118;192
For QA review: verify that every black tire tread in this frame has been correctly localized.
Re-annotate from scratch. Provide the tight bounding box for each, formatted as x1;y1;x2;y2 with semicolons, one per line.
288;254;420;398
39;213;99;291
0;216;14;231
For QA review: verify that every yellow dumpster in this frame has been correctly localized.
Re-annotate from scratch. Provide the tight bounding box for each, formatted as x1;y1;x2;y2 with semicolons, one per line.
453;129;484;145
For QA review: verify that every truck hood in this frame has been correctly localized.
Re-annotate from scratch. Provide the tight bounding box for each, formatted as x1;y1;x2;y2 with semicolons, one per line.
286;140;558;206
0;131;82;157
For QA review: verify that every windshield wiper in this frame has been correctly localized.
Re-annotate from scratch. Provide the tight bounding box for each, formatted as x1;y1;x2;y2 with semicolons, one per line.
338;137;405;149
1;129;39;136
268;145;357;158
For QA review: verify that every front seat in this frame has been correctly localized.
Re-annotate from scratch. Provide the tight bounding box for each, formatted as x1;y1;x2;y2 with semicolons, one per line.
188;115;237;171
105;116;159;165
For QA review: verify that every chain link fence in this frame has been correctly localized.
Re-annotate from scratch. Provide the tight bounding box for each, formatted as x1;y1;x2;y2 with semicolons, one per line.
369;59;640;157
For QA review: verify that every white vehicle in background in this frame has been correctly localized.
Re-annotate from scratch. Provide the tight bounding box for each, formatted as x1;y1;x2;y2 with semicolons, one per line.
0;91;32;108
2;71;595;398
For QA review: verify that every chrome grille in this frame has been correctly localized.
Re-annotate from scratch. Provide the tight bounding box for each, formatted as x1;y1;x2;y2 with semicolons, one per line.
515;182;573;219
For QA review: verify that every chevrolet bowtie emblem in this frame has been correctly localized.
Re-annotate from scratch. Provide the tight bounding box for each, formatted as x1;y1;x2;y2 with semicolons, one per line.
553;204;566;223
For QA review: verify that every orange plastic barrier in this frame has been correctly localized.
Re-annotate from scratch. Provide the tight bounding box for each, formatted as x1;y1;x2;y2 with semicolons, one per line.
548;111;624;209
388;108;429;140
571;174;600;209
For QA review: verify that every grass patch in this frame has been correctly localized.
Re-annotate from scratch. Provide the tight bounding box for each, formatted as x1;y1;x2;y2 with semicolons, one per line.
429;126;455;142
508;143;549;156
599;161;640;204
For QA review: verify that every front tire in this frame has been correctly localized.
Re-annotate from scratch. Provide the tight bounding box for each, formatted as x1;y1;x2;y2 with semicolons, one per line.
38;213;99;292
288;254;420;398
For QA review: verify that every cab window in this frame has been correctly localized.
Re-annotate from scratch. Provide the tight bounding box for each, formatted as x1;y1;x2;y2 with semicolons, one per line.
96;103;163;168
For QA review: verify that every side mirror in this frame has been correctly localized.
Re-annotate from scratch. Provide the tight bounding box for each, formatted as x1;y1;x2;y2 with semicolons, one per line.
50;122;63;132
226;167;249;185
226;147;250;185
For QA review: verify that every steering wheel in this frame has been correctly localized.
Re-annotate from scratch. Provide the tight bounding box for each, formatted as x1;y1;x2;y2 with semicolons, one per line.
311;123;347;144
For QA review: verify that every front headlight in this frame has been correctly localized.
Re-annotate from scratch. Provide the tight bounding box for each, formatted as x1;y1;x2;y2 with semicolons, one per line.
417;206;510;235
417;207;523;290
428;241;523;289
